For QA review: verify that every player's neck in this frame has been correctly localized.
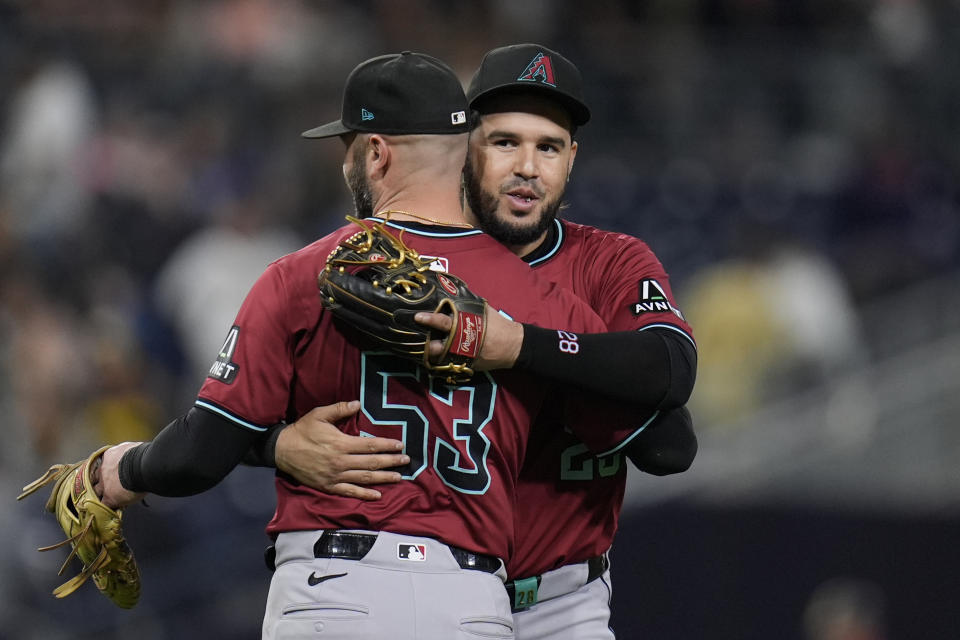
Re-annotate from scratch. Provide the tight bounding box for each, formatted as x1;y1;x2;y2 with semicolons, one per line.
373;196;470;227
371;174;471;227
507;232;549;259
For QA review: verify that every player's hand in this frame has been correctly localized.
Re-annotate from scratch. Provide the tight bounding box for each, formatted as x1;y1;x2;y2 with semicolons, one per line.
414;305;524;371
93;441;146;509
275;401;409;501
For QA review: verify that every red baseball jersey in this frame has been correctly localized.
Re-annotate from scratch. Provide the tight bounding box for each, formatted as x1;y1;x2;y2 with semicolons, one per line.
508;218;695;578
196;219;622;562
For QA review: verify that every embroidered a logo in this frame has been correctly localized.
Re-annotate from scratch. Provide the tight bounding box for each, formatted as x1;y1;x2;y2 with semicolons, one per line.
517;52;556;87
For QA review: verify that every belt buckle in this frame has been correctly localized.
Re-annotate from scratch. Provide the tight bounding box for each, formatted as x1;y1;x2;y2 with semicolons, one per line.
511;576;539;611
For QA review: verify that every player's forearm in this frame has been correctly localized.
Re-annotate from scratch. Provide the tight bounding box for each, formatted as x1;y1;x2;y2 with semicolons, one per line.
119;406;260;496
515;326;697;408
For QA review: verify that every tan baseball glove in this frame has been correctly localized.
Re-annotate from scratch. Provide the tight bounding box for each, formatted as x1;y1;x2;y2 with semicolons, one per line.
318;216;487;385
17;445;141;608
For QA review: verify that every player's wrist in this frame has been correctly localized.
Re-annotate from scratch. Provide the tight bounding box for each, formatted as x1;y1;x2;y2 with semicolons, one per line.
475;307;523;370
117;441;149;494
274;425;296;475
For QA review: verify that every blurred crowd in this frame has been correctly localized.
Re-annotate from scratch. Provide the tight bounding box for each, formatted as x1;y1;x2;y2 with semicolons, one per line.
2;1;958;637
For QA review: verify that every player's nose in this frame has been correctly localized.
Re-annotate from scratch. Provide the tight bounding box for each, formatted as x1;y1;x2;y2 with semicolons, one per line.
512;145;539;179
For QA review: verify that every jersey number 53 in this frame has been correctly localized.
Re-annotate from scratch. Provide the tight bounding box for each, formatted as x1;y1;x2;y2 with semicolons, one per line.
359;352;497;495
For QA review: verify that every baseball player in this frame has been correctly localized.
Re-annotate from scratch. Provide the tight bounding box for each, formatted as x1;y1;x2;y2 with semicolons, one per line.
265;44;698;639
464;43;697;639
95;51;643;640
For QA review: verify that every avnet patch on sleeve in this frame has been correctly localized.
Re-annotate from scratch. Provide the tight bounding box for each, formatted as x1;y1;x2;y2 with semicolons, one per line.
208;325;240;384
630;279;685;320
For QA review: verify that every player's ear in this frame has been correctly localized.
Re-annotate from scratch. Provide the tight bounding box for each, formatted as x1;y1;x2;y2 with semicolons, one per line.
367;134;391;180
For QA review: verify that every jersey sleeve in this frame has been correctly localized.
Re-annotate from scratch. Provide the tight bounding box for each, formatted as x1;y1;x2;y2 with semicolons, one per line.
195;261;298;430
535;277;609;334
590;234;695;346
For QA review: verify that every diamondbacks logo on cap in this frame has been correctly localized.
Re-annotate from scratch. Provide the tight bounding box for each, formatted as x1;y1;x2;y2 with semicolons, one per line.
518;52;556;87
361;108;375;121
398;543;426;561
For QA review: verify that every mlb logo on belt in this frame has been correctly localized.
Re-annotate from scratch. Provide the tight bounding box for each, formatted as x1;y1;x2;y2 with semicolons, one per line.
398;543;426;561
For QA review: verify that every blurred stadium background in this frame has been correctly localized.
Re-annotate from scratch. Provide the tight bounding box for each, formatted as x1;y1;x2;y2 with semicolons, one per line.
2;1;958;638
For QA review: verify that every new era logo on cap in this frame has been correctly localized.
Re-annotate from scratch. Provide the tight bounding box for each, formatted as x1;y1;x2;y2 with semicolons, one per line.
361;108;375;121
518;52;556;87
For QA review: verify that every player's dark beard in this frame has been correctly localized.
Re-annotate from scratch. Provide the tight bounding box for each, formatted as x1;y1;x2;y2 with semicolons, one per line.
463;154;563;247
346;146;374;218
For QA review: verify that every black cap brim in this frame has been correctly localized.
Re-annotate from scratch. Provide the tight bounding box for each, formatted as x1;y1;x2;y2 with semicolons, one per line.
471;83;590;127
301;120;353;139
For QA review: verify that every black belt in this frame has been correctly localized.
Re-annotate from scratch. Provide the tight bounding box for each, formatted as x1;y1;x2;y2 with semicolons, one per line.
505;555;608;612
264;531;501;574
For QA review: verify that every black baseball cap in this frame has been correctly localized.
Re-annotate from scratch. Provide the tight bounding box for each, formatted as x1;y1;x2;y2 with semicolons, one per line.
467;43;591;127
302;51;469;139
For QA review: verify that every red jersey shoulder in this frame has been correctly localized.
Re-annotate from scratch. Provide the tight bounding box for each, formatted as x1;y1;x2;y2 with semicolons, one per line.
557;220;667;296
274;220;605;334
539;220;693;338
269;226;356;288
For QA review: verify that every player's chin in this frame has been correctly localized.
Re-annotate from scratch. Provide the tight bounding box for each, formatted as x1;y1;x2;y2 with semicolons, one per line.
498;215;543;239
502;203;544;225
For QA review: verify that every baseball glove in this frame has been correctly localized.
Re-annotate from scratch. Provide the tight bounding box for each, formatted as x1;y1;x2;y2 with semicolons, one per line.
318;216;487;385
17;445;141;608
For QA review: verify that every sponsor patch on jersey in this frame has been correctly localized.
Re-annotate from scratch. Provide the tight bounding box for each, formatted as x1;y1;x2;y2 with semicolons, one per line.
421;255;449;272
208;325;240;384
397;543;427;562
630;279;685;320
